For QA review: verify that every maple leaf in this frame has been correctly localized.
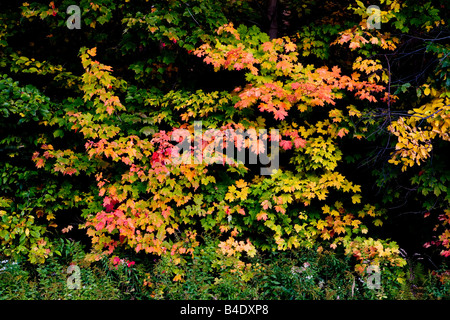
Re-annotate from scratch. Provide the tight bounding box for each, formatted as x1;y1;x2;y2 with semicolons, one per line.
234;62;244;70
294;137;307;149
260;200;270;210
262;42;273;52
276;60;292;71
225;191;235;202
329;109;343;122
273;108;288;120
235;179;248;188
106;105;114;115
370;37;379;44
349;41;360;50
351;194;362;204
173;274;183;282
279;139;292;150
339;33;352;44
87;47;97;57
373;219;383;227
351;220;362;229
331;66;341;76
334;223;346;235
35;157;45;168
321;231;331;240
284;42;297;52
316;219;327;230
291;82;301;90
256;211;268;221
337;128;349;138
274;205;286;214
237;187;249;201
250;139;266;155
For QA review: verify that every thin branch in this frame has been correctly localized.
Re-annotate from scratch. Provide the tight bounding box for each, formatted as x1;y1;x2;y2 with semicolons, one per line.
183;2;201;27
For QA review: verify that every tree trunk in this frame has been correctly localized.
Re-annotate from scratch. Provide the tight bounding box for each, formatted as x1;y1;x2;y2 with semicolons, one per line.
267;0;278;39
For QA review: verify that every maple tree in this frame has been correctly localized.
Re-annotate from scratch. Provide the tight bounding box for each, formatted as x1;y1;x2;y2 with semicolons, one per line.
0;0;448;291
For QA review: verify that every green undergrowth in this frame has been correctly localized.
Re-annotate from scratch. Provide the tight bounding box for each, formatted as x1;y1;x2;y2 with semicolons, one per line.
1;237;448;300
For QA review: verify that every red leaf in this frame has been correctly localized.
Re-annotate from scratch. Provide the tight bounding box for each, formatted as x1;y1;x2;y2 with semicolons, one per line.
337;128;349;138
280;139;292;150
273;108;288;120
294;137;307;148
291;82;301;90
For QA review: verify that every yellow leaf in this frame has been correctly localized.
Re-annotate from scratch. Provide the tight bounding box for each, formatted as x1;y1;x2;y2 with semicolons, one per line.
225;192;235;202
237;187;249;201
351;219;362;229
87;47;97;57
173;274;183;282
316;219;327;230
46;213;55;220
321;231;331;240
424;87;431;96
235;179;248;189
373;219;383;227
330;209;340;217
334;225;346;235
396;276;405;284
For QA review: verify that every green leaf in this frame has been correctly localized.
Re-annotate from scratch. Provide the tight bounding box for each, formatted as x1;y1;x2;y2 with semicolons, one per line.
433;186;441;196
53;129;64;138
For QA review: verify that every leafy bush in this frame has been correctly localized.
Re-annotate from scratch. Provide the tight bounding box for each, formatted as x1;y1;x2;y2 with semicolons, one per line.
0;0;449;300
2;237;448;300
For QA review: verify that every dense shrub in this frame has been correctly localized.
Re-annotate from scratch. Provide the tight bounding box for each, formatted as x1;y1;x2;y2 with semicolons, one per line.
0;0;448;299
1;238;449;300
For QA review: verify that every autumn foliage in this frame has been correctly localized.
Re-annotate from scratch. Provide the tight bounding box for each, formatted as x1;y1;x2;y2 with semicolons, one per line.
0;0;449;290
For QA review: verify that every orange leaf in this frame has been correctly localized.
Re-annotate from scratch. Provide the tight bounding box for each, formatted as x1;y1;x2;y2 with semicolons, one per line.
284;42;297;52
87;47;97;57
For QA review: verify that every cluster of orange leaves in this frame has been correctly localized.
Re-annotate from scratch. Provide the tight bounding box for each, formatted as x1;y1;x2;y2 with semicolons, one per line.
195;23;387;122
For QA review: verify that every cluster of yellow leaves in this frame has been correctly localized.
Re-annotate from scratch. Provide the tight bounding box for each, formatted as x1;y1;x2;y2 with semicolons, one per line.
352;57;390;84
225;179;250;202
173;91;231;121
388;94;450;171
80;47;126;116
5;53;78;88
333;27;399;51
